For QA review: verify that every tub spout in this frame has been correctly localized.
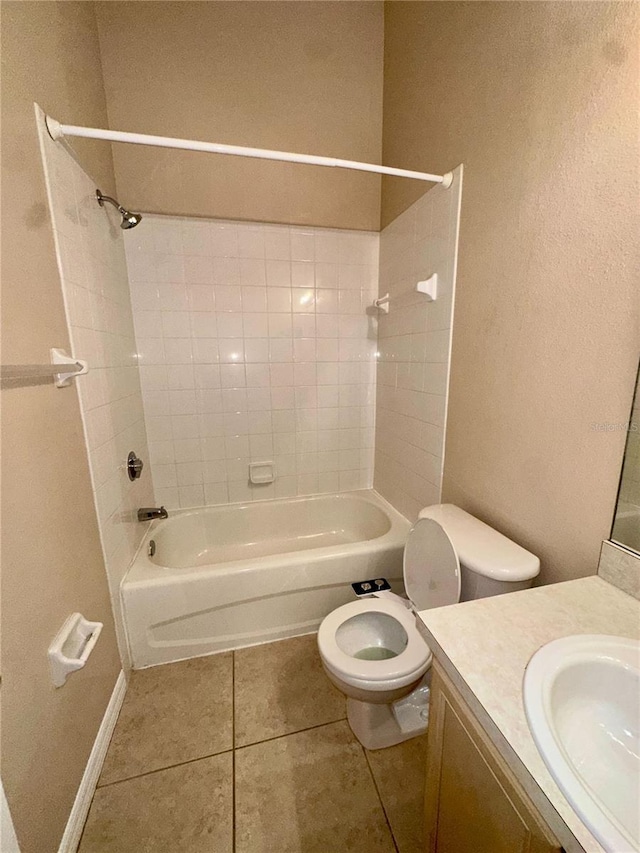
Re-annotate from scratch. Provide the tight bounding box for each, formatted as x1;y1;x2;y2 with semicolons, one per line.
138;506;168;522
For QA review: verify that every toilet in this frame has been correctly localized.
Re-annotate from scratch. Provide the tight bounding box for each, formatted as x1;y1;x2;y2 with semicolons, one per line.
317;503;540;750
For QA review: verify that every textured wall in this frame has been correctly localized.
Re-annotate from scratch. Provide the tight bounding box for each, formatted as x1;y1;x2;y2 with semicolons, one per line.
0;4;121;851
382;2;640;583
95;1;384;230
126;215;378;507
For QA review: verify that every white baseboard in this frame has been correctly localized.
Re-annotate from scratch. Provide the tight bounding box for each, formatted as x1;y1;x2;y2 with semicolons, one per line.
1;780;21;853
58;671;127;853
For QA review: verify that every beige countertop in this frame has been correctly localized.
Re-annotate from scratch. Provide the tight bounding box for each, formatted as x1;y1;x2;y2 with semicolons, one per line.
417;575;640;853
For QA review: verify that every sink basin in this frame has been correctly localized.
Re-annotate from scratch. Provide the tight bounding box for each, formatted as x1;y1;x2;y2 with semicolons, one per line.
524;635;640;852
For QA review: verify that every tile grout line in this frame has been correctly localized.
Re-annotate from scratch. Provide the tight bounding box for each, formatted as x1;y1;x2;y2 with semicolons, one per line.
96;747;236;789
95;715;349;791
81;640;406;852
362;747;400;853
235;715;348;752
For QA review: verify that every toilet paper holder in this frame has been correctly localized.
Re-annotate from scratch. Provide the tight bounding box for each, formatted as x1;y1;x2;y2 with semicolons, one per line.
48;612;103;687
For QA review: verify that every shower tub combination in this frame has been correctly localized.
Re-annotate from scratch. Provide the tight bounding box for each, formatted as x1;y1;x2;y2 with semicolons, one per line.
122;491;410;668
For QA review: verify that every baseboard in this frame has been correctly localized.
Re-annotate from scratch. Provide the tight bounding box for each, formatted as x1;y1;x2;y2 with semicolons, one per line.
1;780;21;853
58;671;127;853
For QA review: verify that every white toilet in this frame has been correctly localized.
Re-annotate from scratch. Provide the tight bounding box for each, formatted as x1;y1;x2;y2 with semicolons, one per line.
317;504;540;749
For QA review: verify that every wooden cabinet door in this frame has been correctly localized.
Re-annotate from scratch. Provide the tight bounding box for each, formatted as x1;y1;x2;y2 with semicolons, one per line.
425;663;563;853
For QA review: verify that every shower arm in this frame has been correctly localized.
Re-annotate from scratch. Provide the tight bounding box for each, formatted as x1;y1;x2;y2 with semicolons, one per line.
46;116;454;188
94;189;142;229
96;191;126;215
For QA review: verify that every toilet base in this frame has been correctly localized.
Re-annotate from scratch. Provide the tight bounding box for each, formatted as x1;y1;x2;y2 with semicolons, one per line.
346;676;430;750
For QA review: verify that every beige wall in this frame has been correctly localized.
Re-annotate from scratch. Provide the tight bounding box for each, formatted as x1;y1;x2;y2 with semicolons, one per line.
382;2;640;584
1;3;121;851
2;11;638;850
95;1;384;231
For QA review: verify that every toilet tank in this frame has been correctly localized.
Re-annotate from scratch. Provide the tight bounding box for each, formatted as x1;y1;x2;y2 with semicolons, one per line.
419;504;540;602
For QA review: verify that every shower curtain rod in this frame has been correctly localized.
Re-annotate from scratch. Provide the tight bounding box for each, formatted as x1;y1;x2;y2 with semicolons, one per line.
45;116;453;187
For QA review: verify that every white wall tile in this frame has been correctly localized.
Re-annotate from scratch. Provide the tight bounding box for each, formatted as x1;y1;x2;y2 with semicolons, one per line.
243;313;269;338
264;226;291;260
38;120;154;666
127;215;379;508
242;285;267;312
291;262;315;289
240;258;267;288
374;173;462;521
245;338;269;363
179;484;205;507
211;223;238;257
238;227;265;259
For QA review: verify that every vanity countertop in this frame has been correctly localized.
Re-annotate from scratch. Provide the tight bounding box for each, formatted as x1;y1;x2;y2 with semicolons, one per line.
417;575;640;853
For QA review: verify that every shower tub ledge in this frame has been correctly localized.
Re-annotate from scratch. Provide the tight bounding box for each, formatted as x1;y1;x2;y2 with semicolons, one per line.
122;490;411;668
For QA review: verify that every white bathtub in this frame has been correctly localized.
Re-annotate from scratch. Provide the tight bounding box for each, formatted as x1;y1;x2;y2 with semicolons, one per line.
122;490;411;668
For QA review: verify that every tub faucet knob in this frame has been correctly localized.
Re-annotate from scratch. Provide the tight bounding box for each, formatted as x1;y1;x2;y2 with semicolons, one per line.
127;451;144;481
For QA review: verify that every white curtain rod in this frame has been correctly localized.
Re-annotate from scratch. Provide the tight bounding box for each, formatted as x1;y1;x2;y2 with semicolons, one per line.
45;116;453;187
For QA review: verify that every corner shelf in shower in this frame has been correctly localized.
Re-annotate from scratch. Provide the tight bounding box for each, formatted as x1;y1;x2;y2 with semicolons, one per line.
1;348;88;387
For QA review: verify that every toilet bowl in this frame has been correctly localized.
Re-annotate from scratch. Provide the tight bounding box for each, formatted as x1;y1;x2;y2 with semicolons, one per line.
318;503;541;750
318;598;434;749
318;598;432;698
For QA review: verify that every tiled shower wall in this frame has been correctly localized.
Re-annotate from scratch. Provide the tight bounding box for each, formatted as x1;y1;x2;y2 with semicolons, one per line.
37;110;153;662
124;217;379;508
374;167;463;520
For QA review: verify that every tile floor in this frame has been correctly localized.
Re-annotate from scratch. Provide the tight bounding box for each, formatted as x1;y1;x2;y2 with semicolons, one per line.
79;634;427;852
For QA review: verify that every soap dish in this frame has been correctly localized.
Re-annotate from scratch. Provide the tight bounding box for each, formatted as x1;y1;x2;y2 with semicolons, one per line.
249;461;275;484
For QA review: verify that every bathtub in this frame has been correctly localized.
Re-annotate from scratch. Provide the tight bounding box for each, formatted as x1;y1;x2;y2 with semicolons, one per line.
122;490;411;668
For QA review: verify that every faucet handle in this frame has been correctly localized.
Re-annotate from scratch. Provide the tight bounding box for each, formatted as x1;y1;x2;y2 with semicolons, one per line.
127;451;144;481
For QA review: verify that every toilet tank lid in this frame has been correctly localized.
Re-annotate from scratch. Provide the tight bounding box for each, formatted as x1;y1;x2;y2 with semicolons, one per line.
418;504;540;582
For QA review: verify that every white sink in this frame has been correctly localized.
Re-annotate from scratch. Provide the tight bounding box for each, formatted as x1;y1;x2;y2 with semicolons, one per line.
524;634;640;853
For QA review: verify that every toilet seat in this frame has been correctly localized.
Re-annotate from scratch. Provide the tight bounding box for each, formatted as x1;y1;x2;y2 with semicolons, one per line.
318;599;432;692
318;517;460;695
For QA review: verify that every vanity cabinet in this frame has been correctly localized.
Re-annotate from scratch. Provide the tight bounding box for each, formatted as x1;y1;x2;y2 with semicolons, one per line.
425;662;563;853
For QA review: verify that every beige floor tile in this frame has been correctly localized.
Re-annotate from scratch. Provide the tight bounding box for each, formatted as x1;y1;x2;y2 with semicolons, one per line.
79;752;233;853
235;720;396;853
234;633;345;746
100;653;233;785
366;734;429;853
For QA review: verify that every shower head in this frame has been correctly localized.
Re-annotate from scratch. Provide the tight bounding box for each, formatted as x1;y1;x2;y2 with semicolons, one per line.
96;189;142;229
120;210;143;229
